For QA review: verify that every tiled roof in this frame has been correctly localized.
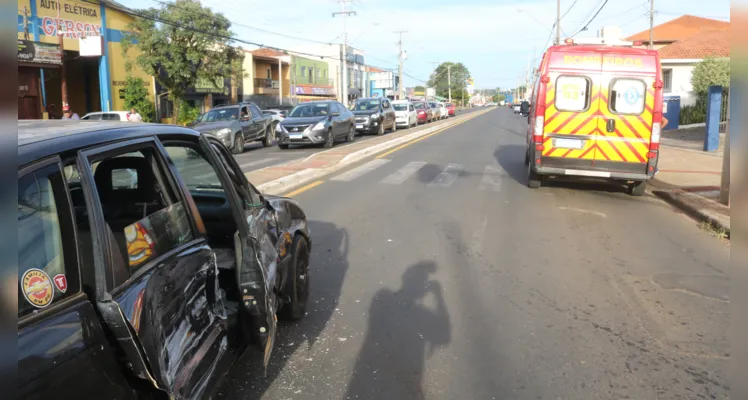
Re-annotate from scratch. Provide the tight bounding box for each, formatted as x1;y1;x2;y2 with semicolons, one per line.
249;48;286;58
626;15;730;42
658;29;730;59
368;67;385;73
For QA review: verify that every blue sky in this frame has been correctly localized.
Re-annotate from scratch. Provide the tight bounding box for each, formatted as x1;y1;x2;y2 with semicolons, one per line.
123;0;730;89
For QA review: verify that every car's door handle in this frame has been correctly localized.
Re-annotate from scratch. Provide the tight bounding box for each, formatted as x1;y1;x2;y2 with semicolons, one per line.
606;119;615;133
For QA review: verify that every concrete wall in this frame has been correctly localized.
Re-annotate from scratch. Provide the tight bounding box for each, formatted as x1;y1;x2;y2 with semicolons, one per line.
662;62;697;106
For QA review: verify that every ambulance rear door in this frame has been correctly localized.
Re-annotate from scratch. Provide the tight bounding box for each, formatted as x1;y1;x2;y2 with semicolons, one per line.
541;49;604;170
595;52;658;175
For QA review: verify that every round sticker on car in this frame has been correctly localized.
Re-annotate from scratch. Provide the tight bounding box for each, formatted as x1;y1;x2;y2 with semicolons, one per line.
21;268;54;308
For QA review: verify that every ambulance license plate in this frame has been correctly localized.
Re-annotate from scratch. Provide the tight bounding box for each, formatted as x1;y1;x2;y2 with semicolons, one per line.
554;138;584;149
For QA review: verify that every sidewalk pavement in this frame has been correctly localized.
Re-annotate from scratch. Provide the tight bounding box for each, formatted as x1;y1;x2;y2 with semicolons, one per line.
650;128;730;237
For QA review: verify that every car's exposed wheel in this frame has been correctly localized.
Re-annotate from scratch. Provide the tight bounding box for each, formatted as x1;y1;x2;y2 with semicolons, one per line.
323;129;334;148
278;143;289;149
345;125;355;142
377;122;384;136
262;126;274;147
628;180;646;196
232;134;244;154
527;163;542;189
279;236;310;321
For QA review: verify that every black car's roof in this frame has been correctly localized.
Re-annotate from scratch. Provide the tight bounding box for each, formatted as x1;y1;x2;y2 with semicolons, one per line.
18;120;199;167
356;97;381;102
293;100;334;105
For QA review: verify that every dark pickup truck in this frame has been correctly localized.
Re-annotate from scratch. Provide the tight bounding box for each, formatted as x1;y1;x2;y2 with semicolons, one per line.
191;102;275;154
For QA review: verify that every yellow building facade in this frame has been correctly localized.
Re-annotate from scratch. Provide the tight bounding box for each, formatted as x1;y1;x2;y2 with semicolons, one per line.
18;0;153;119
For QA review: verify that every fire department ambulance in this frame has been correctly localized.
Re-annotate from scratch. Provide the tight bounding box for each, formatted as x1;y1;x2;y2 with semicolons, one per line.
525;38;664;196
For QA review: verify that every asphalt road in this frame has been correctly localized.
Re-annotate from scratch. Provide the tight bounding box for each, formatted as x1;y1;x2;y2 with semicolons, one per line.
232;107;484;174
216;107;730;400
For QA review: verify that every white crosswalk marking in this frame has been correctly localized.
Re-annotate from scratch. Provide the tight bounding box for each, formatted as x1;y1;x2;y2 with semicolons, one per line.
330;159;391;181
428;163;463;188
479;165;504;192
380;161;427;185
239;158;279;170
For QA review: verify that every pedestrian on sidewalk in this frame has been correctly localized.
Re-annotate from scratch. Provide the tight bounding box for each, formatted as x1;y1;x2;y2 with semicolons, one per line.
128;107;143;122
61;105;79;120
662;116;669;130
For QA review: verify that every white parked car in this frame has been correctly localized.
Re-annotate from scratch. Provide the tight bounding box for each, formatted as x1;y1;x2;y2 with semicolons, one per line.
428;101;445;120
392;100;418;128
438;102;448;119
262;109;286;123
81;111;132;121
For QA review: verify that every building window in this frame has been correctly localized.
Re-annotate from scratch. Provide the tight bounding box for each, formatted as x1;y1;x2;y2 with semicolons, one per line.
662;69;672;93
267;68;271;79
300;66;306;79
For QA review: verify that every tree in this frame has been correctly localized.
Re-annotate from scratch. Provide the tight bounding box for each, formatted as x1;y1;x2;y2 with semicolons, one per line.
691;57;730;95
414;85;425;93
122;75;155;122
122;0;233;124
427;62;470;99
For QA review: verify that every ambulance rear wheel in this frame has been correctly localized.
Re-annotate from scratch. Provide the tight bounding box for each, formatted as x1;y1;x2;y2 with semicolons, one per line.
524;147;530;165
527;164;542;189
628;180;646;196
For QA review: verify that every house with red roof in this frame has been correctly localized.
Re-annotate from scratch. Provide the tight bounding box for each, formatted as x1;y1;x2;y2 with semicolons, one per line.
626;15;730;106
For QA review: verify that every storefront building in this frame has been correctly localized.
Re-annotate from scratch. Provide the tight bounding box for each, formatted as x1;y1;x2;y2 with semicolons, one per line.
291;55;335;103
17;0;154;119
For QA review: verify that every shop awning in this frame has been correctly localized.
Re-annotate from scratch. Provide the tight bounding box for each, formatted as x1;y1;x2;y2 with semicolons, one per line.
293;85;335;96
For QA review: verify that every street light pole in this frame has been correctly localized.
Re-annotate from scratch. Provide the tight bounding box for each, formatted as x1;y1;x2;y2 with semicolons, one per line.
56;2;68;112
395;30;407;100
648;0;655;49
447;65;451;104
720;90;730;205
556;0;561;45
333;0;356;104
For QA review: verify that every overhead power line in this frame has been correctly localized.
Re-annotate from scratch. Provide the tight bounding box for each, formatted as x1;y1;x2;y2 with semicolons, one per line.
148;0;335;45
90;0;344;62
570;0;610;38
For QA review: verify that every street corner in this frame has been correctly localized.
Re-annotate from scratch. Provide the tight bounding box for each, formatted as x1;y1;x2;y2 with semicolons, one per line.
652;188;730;238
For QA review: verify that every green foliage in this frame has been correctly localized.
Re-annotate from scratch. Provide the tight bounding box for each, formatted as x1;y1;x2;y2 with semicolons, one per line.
414;85;425;92
122;0;233;123
679;94;708;125
177;100;200;126
122;75;155;122
427;62;471;99
690;58;730;95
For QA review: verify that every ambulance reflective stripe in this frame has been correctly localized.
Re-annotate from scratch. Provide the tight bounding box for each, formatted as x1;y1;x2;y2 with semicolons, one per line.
595;83;655;163
543;79;601;160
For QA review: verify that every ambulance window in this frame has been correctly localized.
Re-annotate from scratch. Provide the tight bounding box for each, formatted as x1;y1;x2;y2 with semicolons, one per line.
555;76;590;112
610;79;646;115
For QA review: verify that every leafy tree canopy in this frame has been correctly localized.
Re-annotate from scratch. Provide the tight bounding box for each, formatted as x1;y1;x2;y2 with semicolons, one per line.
691;57;730;94
427;62;471;99
123;76;155;122
122;0;234;123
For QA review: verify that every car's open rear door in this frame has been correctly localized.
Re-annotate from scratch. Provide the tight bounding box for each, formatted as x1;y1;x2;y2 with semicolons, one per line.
198;133;278;366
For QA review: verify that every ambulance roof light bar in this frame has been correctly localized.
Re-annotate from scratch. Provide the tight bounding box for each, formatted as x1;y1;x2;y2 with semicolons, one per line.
562;38;639;47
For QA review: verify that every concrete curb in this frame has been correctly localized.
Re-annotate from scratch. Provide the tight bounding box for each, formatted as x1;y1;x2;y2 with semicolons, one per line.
652;189;730;238
256;109;491;195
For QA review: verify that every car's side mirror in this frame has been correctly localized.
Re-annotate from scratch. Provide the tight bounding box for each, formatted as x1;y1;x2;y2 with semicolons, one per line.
332;112;341;117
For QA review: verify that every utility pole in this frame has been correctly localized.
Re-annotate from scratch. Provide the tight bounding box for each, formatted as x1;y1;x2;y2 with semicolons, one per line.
395;30;407;100
447;65;452;104
56;1;69;112
278;57;283;107
648;0;655;49
555;0;561;45
333;0;356;104
720;90;730;205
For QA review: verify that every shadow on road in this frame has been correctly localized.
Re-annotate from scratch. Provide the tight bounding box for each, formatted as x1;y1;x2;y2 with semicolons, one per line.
214;220;350;400
494;144;528;185
344;261;451;399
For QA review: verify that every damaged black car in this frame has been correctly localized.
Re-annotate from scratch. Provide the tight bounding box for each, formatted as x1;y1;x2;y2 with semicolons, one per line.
17;121;312;399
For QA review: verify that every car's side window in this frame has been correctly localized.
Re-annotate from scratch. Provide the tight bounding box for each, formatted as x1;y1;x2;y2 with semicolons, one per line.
18;162;80;318
211;143;262;206
164;145;224;194
241;106;251;120
250;104;263;120
382;100;390;109
409;104;415;111
87;146;195;283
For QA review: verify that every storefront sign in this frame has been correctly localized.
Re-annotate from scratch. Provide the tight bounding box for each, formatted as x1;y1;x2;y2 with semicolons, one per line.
294;85;335;96
17;39;62;65
194;76;227;94
38;1;102;39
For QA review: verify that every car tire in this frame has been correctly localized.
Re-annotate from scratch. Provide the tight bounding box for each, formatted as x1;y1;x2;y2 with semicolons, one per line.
628;181;646;196
323;129;334;148
278;143;289;150
345;125;355;142
527;162;542;189
232;134;244;155
279;235;310;321
377;122;384;136
262;126;274;147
